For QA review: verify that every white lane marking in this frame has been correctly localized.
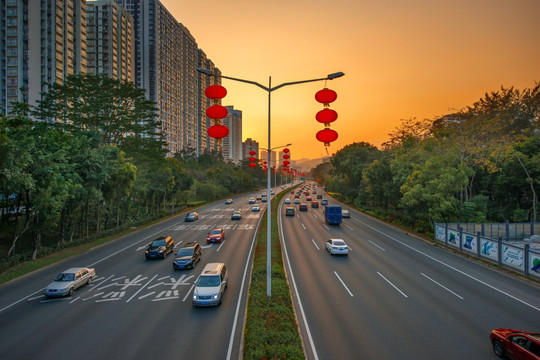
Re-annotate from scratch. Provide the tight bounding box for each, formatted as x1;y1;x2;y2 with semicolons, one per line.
323;224;330;230
421;273;464;300
217;241;225;252
377;272;408;298
279;201;320;360
301;223;306;230
369;240;386;252
345;224;353;230
354;217;540;312
226;201;265;360
311;239;320;250
334;271;354;297
183;284;195;302
125;275;157;303
313;214;319;220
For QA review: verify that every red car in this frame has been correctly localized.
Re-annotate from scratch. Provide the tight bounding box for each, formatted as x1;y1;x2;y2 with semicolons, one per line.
207;228;225;243
490;328;540;359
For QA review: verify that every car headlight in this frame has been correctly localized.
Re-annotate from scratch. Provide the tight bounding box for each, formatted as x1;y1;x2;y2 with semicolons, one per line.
213;294;218;299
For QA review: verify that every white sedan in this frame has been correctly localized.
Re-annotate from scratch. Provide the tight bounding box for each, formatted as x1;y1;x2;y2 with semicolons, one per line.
284;198;291;204
252;205;260;212
43;267;96;297
325;239;349;255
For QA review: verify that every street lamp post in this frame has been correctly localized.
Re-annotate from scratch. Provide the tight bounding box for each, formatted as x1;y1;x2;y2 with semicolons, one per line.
198;68;344;297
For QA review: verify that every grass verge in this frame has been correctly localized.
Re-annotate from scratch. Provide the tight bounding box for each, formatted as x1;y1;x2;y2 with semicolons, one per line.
243;190;305;359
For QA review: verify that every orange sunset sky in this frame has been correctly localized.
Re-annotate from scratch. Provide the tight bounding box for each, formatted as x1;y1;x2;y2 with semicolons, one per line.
162;0;540;160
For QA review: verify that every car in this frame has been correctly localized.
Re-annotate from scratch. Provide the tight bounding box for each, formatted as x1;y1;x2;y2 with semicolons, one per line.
311;201;319;208
321;199;328;205
173;242;202;270
325;239;349;255
207;228;225;243
43;267;96;297
299;203;308;211
256;195;262;200
193;263;228;307
145;236;174;259
490;328;540;359
231;210;242;220
342;210;350;218
185;212;198;222
294;198;300;204
317;194;323;199
313;190;317;194
252;205;260;212
225;198;233;204
285;206;295;216
294;194;300;199
306;197;312;202
261;197;267;202
248;197;256;204
284;198;291;204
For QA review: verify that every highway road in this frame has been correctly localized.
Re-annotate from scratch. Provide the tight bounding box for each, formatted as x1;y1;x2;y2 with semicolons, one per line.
0;190;279;360
280;183;540;360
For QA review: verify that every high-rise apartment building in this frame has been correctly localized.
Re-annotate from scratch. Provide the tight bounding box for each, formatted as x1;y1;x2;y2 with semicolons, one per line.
222;106;242;164
114;0;216;156
86;0;134;82
243;138;259;161
1;0;87;116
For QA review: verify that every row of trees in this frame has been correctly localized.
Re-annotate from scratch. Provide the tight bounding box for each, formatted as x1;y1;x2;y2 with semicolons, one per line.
0;75;265;264
314;84;539;233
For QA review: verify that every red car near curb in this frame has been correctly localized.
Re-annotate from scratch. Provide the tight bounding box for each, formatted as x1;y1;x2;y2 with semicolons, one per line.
490;328;540;359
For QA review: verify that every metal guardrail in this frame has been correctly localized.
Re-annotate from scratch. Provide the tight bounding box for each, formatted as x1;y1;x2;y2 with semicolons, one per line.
434;222;540;279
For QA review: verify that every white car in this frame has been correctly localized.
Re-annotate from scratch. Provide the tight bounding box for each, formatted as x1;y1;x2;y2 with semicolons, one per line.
284;198;291;204
294;198;300;204
43;267;96;297
252;205;260;212
325;239;349;255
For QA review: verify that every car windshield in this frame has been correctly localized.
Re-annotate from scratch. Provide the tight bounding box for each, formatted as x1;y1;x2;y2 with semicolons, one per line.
176;248;194;256
151;239;166;246
196;275;220;287
187;213;195;217
333;240;346;246
210;230;221;235
54;273;75;281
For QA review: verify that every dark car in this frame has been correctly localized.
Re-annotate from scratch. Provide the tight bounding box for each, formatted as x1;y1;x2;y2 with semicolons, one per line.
225;199;233;204
145;236;174;259
231;210;242;220
311;201;319;208
285;206;295;216
317;194;323;199
490;328;540;359
173;242;202;270
299;203;308;211
185;212;198;222
207;228;225;243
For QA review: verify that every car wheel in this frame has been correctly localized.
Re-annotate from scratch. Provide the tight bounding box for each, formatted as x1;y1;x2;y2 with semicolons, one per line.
492;340;505;358
68;287;74;296
87;277;93;285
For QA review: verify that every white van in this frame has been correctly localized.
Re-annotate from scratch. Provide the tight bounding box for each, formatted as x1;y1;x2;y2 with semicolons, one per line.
192;263;228;306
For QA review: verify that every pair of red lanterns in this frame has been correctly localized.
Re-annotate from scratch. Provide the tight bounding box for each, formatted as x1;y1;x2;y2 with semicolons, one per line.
315;88;339;148
205;84;229;141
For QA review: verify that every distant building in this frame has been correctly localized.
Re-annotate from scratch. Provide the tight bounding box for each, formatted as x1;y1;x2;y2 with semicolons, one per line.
222;106;242;164
86;0;134;82
1;0;88;115
243;138;259;161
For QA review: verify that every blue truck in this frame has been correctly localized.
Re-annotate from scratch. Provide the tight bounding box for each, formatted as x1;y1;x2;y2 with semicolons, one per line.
324;205;342;225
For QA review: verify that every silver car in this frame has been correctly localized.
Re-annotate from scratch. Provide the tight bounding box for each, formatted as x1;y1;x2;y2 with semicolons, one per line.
325;239;349;255
43;267;96;297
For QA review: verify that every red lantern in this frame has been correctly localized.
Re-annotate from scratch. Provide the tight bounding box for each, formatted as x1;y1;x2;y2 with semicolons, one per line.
283;154;290;160
249;150;256;156
316;108;338;124
207;124;229;139
206;105;228;119
263;168;268;172
283;160;290;166
249;156;257;162
263;161;267;165
315;88;337;105
316;128;338;144
283;148;290;153
249;163;256;168
205;85;227;100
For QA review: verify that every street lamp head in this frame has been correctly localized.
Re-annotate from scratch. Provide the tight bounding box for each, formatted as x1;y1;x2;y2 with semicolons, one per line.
197;67;213;76
327;71;345;80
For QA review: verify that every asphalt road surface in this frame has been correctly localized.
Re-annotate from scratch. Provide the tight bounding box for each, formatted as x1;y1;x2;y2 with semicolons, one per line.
280;183;540;360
